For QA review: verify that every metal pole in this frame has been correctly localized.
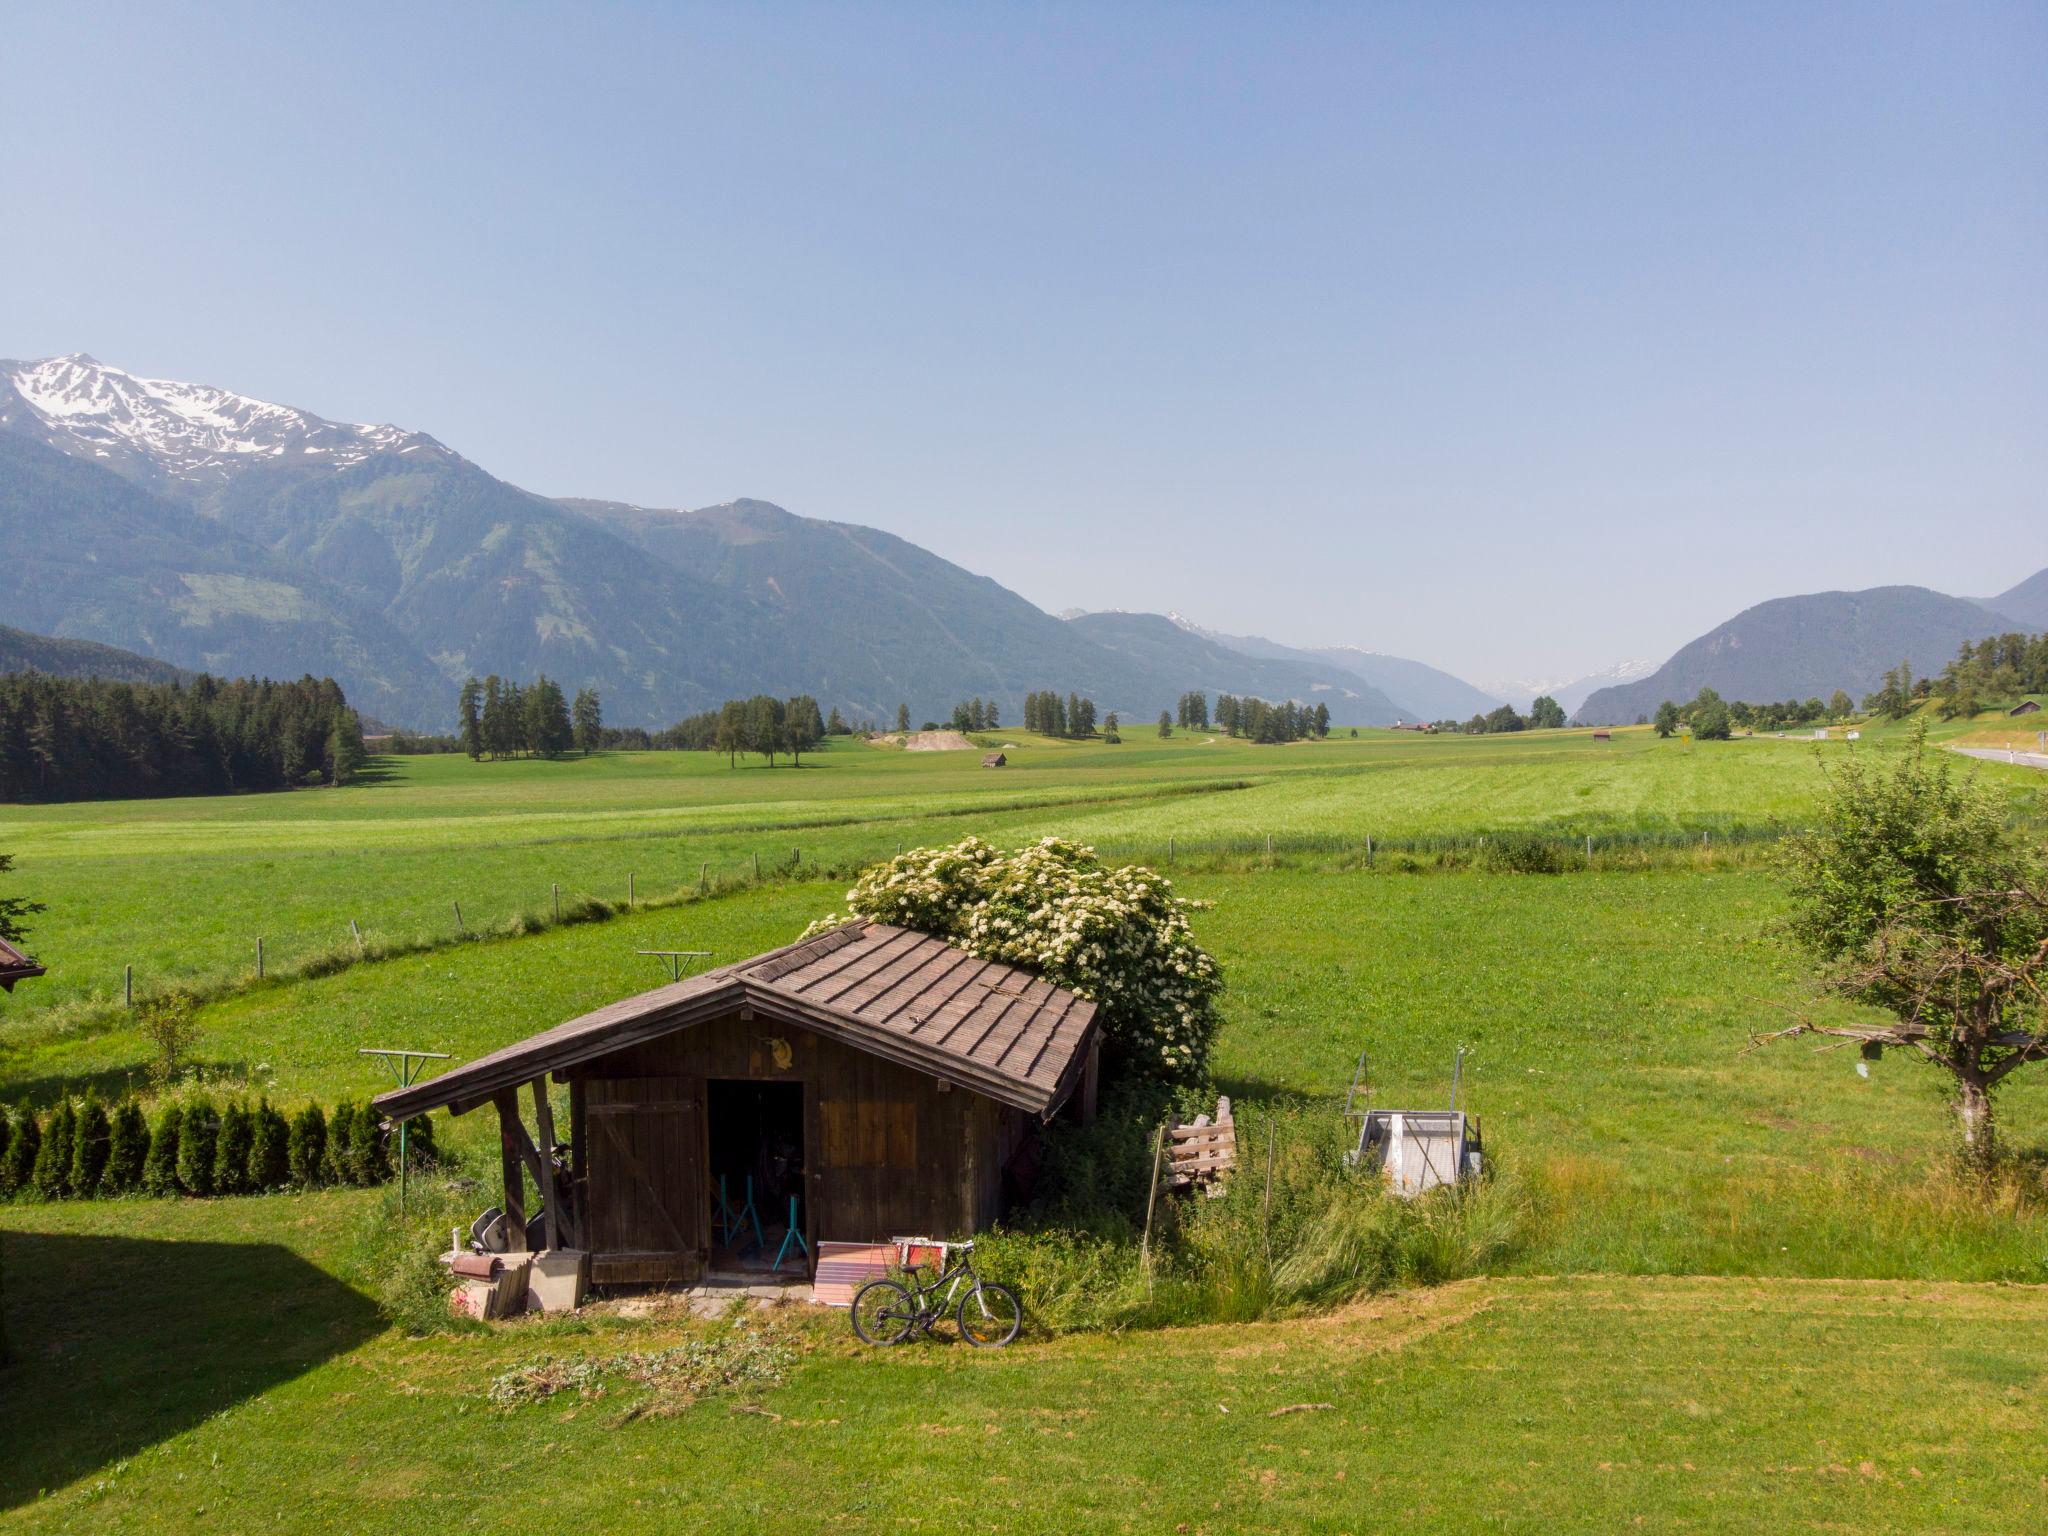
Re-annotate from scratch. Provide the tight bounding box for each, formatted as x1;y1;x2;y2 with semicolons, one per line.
453;901;465;933
1139;1123;1166;1288
398;1116;408;1216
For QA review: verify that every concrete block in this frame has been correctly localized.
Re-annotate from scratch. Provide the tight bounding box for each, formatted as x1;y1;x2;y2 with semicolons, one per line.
527;1249;589;1313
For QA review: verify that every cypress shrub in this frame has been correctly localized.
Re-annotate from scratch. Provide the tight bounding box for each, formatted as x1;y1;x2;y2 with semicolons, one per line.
251;1099;290;1191
325;1097;359;1185
33;1099;76;1199
105;1099;149;1193
351;1104;391;1185
287;1102;327;1187
177;1094;218;1197
69;1091;111;1199
2;1100;38;1197
397;1111;439;1169
143;1103;184;1196
213;1099;254;1195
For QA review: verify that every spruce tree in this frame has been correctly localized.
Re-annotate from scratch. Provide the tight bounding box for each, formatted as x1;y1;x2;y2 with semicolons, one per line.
1158;711;1173;738
572;686;603;755
143;1102;183;1196
895;703;910;733
324;1097;359;1185
458;677;484;759
105;1099;149;1193
2;1099;38;1196
177;1094;218;1197
214;1099;254;1195
69;1090;110;1198
33;1098;75;1199
287;1102;327;1187
348;1104;391;1185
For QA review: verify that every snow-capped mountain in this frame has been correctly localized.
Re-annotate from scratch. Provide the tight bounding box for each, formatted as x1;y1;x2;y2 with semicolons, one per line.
0;353;431;498
1164;613;1502;720
1483;660;1657;716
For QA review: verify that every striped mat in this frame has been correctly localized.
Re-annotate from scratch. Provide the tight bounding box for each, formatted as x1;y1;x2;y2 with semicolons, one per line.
812;1242;895;1308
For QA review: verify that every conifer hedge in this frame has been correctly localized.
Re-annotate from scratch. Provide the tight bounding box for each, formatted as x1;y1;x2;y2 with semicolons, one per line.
0;1094;438;1202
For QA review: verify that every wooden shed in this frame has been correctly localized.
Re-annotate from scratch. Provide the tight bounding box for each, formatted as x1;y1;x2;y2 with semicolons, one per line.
0;937;44;993
2010;699;2041;717
981;751;1007;767
372;919;1100;1286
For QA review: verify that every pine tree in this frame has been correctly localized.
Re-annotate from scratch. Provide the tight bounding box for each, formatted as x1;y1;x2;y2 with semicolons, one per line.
143;1102;183;1195
895;703;910;733
2;1098;38;1195
826;706;848;736
1158;711;1173;738
458;677;484;759
69;1090;111;1198
105;1098;149;1193
288;1102;327;1187
33;1097;75;1199
572;687;603;755
177;1094;218;1197
326;707;367;785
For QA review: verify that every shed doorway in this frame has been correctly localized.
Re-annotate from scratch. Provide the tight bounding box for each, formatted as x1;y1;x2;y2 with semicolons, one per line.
706;1079;806;1275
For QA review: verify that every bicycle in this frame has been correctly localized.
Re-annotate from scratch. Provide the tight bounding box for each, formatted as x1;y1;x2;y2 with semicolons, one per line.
850;1238;1023;1348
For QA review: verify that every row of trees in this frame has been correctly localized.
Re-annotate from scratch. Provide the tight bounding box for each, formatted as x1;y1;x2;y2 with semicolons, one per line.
1174;692;1211;730
0;1092;431;1202
663;695;829;765
1213;694;1330;742
948;698;1002;732
1023;691;1099;738
0;673;366;803
1653;686;1885;739
1439;696;1568;735
457;676;602;759
1934;633;2048;719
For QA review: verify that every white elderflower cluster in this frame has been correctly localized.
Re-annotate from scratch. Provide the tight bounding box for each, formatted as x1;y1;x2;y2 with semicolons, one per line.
805;836;1221;1082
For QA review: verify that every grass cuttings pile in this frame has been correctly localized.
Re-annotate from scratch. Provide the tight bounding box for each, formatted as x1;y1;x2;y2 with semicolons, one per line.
485;1324;801;1421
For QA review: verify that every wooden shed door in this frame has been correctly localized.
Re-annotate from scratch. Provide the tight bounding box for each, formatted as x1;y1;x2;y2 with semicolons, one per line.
584;1076;704;1283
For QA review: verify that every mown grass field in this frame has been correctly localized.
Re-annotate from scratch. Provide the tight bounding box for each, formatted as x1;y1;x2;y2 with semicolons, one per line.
3;720;2046;1530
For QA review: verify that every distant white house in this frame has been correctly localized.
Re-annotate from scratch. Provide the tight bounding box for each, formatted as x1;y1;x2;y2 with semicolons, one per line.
1846;730;1861;740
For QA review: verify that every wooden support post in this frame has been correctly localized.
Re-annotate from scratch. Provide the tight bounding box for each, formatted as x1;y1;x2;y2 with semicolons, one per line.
1079;1034;1101;1126
1262;1114;1277;1272
124;963;132;1008
350;918;362;945
453;901;465;934
628;871;635;909
699;863;708;893
1367;833;1374;864
552;882;560;921
530;1077;562;1251
255;936;264;979
1168;835;1175;865
1265;832;1273;861
494;1089;528;1251
753;851;760;879
1139;1123;1166;1288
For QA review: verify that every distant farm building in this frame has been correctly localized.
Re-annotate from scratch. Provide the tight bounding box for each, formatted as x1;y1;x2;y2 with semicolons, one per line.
373;920;1100;1286
2011;699;2041;717
981;751;1007;767
1591;730;1612;741
0;937;43;992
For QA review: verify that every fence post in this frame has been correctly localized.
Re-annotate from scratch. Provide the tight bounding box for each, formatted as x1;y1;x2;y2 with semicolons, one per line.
793;846;800;868
1139;1123;1167;1290
1168;835;1175;865
699;863;708;894
1367;833;1373;865
1265;832;1273;861
1262;1114;1277;1273
753;852;760;879
629;872;635;909
1586;834;1593;864
351;918;363;946
453;901;465;934
552;883;560;922
124;963;133;1008
256;936;264;980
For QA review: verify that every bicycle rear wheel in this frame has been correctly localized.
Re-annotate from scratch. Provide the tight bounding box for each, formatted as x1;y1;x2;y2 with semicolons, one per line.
851;1279;916;1346
956;1282;1023;1347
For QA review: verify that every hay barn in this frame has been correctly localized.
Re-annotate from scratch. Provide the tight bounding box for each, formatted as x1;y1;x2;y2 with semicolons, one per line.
373;919;1100;1286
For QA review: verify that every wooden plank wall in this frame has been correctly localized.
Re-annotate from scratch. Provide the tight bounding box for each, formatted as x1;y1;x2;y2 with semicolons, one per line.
567;1012;1012;1278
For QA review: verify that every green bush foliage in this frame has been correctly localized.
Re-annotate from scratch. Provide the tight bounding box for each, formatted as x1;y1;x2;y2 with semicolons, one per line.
325;1097;359;1185
812;836;1223;1082
251;1099;290;1190
32;1098;75;1199
1476;831;1572;875
177;1094;218;1198
213;1098;254;1195
287;1102;327;1186
345;1103;390;1185
143;1102;182;1196
68;1091;111;1198
105;1099;149;1193
1;1098;38;1196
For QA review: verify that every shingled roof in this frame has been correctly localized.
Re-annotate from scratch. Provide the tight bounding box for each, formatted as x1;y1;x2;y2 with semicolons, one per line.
372;919;1100;1122
0;937;44;992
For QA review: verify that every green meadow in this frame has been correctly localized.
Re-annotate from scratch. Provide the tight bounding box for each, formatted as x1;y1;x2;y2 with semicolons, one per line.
3;722;2046;1531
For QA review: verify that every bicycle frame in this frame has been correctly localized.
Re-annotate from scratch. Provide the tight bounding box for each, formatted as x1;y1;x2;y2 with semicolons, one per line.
896;1249;981;1323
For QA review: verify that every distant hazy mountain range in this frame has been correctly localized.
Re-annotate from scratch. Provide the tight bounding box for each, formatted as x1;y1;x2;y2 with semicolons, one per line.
1479;660;1658;719
0;354;1487;729
1574;580;2044;725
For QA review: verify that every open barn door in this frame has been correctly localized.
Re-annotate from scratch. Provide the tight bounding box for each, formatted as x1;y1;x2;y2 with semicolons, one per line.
583;1076;705;1285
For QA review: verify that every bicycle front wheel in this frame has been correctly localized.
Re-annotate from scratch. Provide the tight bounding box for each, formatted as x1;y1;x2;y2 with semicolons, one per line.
956;1282;1023;1347
851;1279;916;1346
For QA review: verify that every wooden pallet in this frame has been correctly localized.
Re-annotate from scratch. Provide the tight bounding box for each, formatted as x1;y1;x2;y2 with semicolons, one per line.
1166;1096;1236;1196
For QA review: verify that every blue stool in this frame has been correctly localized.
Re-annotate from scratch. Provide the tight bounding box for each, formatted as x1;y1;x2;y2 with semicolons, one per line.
770;1195;810;1273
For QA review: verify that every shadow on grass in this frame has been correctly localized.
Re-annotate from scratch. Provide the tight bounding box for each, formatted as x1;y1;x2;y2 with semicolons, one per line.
0;1230;382;1507
0;1058;261;1110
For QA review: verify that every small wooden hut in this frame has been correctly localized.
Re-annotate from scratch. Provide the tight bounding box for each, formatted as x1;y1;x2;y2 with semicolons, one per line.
0;937;44;993
2010;699;2041;717
981;751;1007;767
372;919;1100;1286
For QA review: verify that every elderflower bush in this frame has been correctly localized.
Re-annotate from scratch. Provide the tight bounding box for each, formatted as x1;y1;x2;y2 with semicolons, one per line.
806;837;1221;1082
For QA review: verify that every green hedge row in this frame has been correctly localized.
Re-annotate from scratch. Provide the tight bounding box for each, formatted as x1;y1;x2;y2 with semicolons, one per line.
0;1093;438;1202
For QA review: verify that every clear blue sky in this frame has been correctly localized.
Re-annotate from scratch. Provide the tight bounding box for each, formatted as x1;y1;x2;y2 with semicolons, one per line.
5;2;2043;685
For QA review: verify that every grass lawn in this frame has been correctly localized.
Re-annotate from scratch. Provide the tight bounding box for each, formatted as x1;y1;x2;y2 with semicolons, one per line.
3;1194;2043;1532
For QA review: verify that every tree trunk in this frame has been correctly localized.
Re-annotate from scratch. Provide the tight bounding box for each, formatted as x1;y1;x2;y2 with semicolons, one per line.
1955;1072;1996;1170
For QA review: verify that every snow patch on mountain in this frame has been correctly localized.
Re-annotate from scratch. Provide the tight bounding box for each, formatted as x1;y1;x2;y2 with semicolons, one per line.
1482;659;1657;715
1;353;429;495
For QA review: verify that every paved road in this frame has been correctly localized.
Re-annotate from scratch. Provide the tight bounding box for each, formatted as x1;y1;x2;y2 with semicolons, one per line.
1950;745;2048;771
